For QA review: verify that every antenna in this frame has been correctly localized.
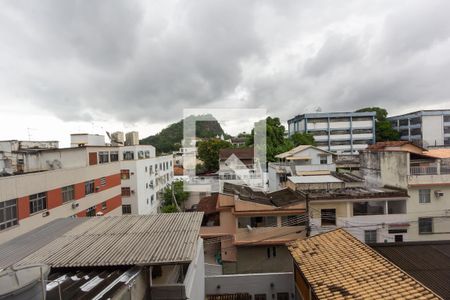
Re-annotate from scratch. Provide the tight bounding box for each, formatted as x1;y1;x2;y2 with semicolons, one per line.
27;127;37;141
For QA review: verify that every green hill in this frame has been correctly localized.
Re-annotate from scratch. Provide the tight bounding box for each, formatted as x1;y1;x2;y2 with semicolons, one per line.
140;114;227;154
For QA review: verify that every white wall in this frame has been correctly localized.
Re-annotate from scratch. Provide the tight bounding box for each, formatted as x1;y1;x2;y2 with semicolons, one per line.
422;115;444;147
205;272;294;299
184;238;205;300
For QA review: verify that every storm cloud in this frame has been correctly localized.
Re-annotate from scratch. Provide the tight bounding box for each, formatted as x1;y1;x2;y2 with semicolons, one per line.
1;0;449;125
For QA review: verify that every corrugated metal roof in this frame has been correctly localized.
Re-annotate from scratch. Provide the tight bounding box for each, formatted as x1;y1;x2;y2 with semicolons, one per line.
0;218;88;269
371;241;450;300
16;213;203;268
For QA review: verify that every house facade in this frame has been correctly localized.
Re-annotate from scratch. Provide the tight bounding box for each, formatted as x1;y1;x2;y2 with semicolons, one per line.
268;145;336;192
360;142;450;241
198;184;307;275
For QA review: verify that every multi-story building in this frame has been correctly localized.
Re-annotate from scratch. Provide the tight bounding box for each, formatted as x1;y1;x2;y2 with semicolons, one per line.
119;145;174;214
198;183;307;274
0;143;122;243
287;112;376;154
388;109;450;147
125;131;139;146
361;141;450;241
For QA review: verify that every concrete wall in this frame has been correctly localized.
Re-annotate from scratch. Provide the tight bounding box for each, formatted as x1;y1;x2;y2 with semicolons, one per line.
206;272;295;299
227;246;294;274
422;115;444;147
184;238;205;300
360;151;409;188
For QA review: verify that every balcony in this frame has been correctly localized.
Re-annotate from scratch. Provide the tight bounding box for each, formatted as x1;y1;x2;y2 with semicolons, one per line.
409;162;450;186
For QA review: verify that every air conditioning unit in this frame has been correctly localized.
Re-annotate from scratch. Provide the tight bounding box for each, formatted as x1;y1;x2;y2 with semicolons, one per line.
72;202;80;209
42;211;50;217
435;191;444;197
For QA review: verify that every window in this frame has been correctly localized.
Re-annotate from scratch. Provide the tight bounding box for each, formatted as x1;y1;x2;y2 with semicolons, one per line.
102;201;107;210
364;230;377;243
85;180;95;195
99;151;109;164
29;192;47;214
272;246;276;257
281;215;305;226
110;151;119;162
419;217;433;234
444;126;450;134
444;115;450;123
100;177;106;186
237;216;277;228
255;295;267;300
399;119;409;126
121;169;130;180
353;128;373;134
353;201;385;216
321;209;336;226
0;199;18;231
387;200;406;214
121;187;131;197
395;235;403;242
62;185;75;202
122;204;131;214
138;151;144;159
410;128;421;136
149;165;153;174
410;117;421;125
330;129;350;135
151;195;154;204
145;166;148;173
419;189;431;203
86;206;96;217
145;151;150;158
388;228;407;234
123;151;134;160
319;156;327;165
277;293;289;300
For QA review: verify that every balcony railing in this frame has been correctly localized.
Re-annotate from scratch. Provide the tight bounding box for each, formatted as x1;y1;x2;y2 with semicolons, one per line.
410;165;450;175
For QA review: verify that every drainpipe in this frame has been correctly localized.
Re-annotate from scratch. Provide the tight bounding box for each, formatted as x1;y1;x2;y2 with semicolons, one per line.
306;193;311;237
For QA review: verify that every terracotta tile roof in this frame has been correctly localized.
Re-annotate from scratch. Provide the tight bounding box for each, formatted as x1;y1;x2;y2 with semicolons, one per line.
173;165;184;176
367;141;411;150
288;229;441;300
219;147;254;160
423;149;450;159
196;193;219;215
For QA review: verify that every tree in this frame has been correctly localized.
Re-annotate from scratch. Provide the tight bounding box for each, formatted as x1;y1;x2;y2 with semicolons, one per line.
356;107;400;142
290;132;316;147
161;180;189;212
247;116;294;162
197;139;232;172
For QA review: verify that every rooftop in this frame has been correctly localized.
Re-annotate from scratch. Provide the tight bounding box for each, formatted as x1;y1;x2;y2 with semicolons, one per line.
288;111;376;122
4;213;203;268
424;149;450;159
222;182;304;208
288;229;441;299
275;144;333;160
288;175;343;184
388;109;450;119
219;147;254;161
371;240;450;300
297;186;408;201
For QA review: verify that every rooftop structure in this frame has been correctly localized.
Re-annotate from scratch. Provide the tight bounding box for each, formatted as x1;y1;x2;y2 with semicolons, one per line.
288;229;441;299
371;240;450;299
70;133;105;147
287;111;376;154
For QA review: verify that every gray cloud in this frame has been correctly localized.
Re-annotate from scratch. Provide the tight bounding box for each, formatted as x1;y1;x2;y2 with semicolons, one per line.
0;0;449;127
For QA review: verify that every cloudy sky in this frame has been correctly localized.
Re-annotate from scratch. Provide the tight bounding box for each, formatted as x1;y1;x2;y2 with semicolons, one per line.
1;0;449;146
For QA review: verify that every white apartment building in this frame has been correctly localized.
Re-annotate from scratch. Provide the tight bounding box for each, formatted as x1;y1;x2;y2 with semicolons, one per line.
119;145;174;214
388;109;450;147
287;112;376;154
361;142;450;242
0;143;122;243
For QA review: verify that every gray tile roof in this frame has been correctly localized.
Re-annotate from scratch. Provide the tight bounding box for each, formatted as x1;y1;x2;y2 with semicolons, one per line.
13;212;203;268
